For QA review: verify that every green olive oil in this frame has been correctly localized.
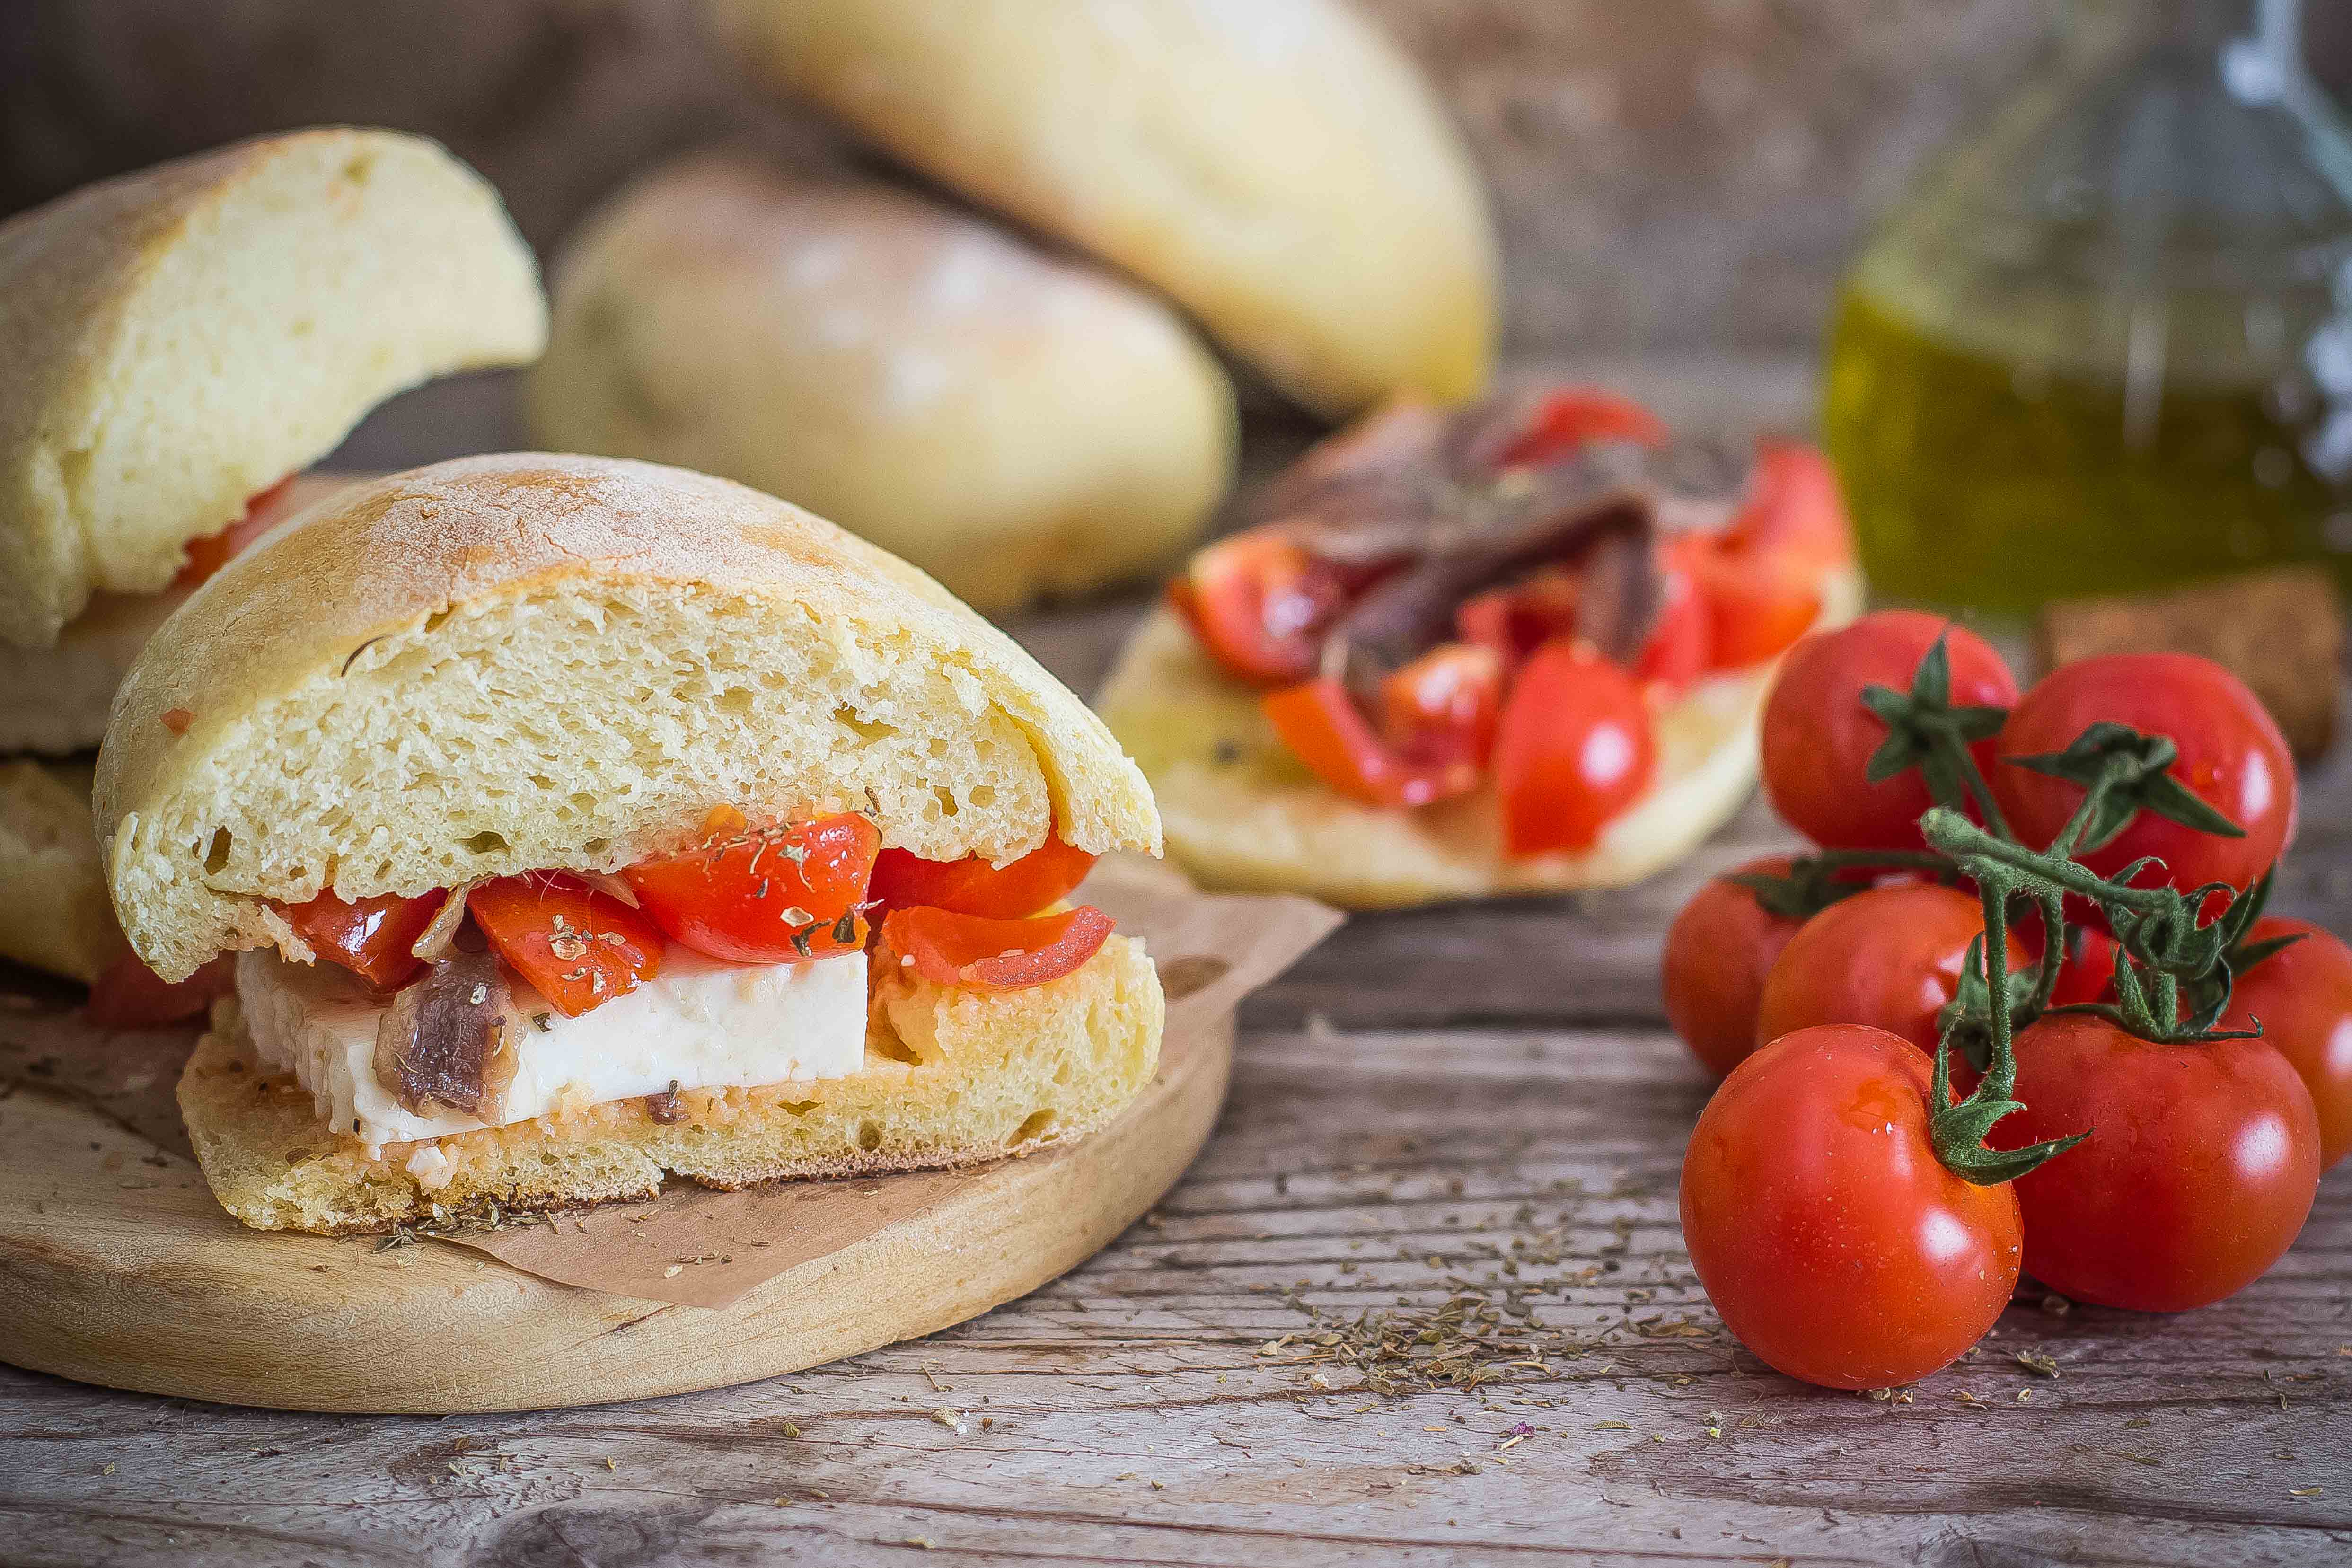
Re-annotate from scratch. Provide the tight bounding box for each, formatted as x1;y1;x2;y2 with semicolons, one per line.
1823;287;2349;612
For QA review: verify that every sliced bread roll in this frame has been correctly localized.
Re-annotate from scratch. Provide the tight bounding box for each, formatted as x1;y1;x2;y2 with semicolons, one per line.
705;0;1498;419
100;454;1161;982
0;128;546;647
528;156;1237;612
96;455;1167;1233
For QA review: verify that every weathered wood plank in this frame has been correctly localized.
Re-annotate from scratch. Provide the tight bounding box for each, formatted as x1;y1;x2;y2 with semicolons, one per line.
3;1024;2347;1566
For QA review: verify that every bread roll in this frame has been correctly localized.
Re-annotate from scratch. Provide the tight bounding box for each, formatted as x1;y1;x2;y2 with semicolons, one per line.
529;157;1235;612
0;760;116;985
98;453;1161;983
705;0;1498;419
0;129;546;646
1097;577;1864;908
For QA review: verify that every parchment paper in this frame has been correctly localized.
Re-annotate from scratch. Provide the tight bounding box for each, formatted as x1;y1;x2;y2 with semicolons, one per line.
444;856;1340;1306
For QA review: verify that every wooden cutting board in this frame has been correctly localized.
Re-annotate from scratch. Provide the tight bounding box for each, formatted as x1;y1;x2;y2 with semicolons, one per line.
0;993;1231;1414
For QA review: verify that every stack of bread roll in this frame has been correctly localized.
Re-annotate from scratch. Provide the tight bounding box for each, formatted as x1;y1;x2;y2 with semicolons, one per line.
528;0;1500;612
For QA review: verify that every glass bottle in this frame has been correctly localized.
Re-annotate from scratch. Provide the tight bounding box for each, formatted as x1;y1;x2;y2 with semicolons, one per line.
1821;0;2352;611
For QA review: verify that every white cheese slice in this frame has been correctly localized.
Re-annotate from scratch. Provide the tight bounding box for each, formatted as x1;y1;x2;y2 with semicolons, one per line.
237;945;868;1152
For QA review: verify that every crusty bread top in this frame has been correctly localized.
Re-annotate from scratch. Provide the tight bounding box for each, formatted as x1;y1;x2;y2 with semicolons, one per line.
97;454;1161;980
706;0;1497;419
0;128;546;645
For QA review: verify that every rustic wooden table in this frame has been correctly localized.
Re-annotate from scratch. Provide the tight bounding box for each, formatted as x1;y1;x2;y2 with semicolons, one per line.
3;371;2348;1566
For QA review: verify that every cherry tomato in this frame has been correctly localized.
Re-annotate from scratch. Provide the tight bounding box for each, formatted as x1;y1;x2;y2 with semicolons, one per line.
624;812;880;965
1719;440;1855;578
1993;653;2294;896
869;837;1097;921
1681;1024;2022;1389
1169;533;1353;686
2223;917;2352;1171
1684;543;1821;670
1632;544;1712;693
1761;610;2019;852
1263;677;1473;808
1661;856;1806;1077
1379;642;1504;769
880;905;1114;991
1454;573;1579;672
1753;882;2024;1056
1994;1013;2318;1311
1491;641;1656;856
277;888;448;990
171;476;297;590
469;873;667;1017
84;951;236;1029
1492;387;1668;467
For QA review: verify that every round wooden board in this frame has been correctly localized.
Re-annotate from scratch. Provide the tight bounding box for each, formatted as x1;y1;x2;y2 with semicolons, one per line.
0;1010;1231;1414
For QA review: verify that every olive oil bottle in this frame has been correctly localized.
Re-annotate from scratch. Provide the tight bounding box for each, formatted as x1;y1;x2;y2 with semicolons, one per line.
1823;0;2352;612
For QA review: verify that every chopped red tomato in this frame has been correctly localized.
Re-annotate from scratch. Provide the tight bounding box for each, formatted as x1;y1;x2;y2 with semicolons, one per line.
1492;640;1657;855
1633;542;1713;693
881;905;1114;992
85;951;235;1029
468;873;666;1016
1722;440;1855;577
1456;572;1579;671
869;837;1096;920
1379;643;1504;769
1685;542;1822;670
1169;533;1354;686
277;888;447;990
172;476;297;591
1264;677;1476;808
1495;388;1669;468
623;812;880;965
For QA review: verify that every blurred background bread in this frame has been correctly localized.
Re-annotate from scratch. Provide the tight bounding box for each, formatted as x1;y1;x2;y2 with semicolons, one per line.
703;0;1498;420
528;157;1235;610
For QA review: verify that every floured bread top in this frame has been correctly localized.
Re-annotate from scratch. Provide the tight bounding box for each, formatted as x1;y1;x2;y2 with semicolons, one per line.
96;454;1161;980
0;127;546;645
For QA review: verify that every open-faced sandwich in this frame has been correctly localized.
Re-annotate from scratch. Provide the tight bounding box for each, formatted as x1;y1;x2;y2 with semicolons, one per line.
1097;388;1862;907
94;455;1165;1233
0;127;545;993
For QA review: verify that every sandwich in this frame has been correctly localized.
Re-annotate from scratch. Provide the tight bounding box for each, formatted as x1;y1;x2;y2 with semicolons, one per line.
0;127;545;991
96;454;1165;1233
1097;388;1863;907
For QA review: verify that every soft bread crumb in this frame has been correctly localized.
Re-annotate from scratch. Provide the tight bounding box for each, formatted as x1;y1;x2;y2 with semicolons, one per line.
176;934;1163;1233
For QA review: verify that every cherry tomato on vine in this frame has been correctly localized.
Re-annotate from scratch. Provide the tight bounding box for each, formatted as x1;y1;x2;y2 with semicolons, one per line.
2223;917;2352;1172
1753;882;2023;1057
1680;1024;2022;1389
1993;1013;2319;1312
1761;610;2017;852
1661;856;1807;1078
1992;653;2295;897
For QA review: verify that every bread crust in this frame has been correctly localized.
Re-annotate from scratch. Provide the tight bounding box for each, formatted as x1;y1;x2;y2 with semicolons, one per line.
528;155;1236;611
178;931;1164;1234
0;128;545;644
1098;575;1864;907
707;0;1497;418
97;454;1161;979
